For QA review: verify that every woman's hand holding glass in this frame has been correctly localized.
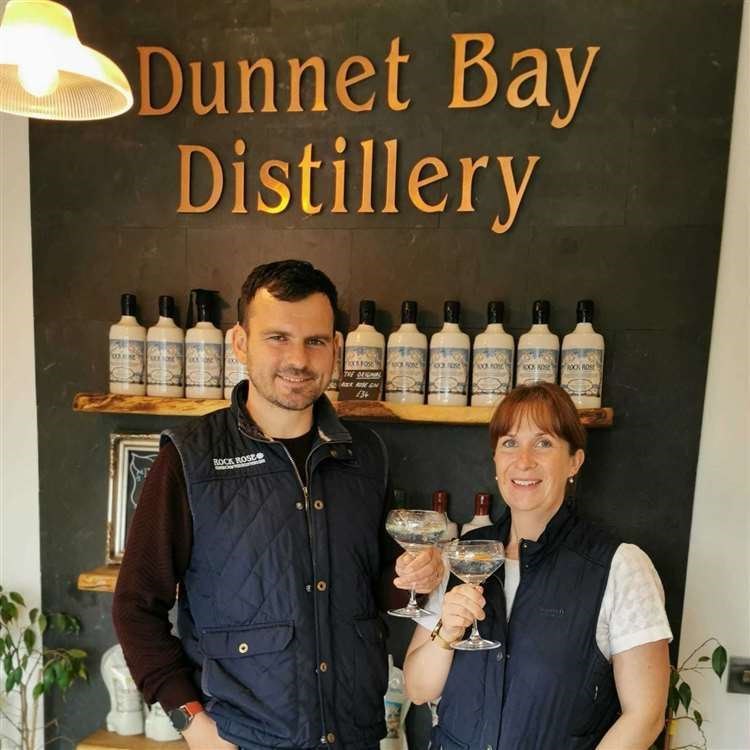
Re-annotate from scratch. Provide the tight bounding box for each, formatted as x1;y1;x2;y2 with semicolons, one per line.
438;584;488;645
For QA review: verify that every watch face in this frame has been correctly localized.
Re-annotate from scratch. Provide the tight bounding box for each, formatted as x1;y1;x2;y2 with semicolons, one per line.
168;707;190;731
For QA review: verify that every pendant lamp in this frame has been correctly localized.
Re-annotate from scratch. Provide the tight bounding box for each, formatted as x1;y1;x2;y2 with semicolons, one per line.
0;0;132;120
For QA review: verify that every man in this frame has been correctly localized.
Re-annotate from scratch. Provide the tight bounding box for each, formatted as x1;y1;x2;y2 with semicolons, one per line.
113;260;442;750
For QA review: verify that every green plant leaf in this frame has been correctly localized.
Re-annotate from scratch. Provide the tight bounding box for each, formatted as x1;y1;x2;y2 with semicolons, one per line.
669;669;679;688
698;656;709;662
5;670;17;692
37;612;47;634
679;682;692;712
23;627;36;653
3;654;13;675
68;648;86;659
50;613;67;632
32;682;45;699
712;646;727;678
9;592;25;607
694;709;703;729
0;639;5;657
668;685;680;714
43;664;56;690
29;608;38;624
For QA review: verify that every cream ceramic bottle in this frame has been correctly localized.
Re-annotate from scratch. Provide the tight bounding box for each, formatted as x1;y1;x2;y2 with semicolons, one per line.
428;301;470;406
461;492;493;536
185;289;223;399
471;301;515;406
386;300;427;404
344;300;385;391
561;299;605;408
515;300;559;385
146;295;184;398
109;293;146;395
325;331;345;402
224;299;248;400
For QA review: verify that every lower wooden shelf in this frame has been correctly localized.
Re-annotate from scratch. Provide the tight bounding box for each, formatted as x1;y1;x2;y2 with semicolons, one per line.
77;729;185;750
72;393;613;428
78;565;120;593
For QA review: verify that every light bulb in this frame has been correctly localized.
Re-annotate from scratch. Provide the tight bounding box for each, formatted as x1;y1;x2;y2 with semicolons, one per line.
18;58;60;98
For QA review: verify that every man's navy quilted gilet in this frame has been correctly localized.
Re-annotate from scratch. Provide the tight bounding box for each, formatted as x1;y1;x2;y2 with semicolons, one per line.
164;382;390;749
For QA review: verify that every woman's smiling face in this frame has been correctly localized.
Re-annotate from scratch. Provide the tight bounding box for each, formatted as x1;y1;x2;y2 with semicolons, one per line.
494;412;584;521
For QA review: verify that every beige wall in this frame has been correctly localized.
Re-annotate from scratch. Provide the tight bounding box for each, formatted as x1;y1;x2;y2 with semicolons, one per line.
0;0;41;737
676;3;750;749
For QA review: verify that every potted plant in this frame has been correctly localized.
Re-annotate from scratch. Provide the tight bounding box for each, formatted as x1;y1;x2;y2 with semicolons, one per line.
650;638;727;750
0;586;88;750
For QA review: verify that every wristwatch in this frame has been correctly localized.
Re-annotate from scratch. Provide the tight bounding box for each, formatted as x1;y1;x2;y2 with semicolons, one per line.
430;618;456;650
167;701;204;731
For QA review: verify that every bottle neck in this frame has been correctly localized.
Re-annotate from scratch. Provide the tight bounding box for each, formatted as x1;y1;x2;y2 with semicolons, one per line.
485;323;506;334
441;322;461;332
397;322;418;332
117;315;139;325
357;323;376;332
529;323;551;334
574;322;594;332
156;316;177;327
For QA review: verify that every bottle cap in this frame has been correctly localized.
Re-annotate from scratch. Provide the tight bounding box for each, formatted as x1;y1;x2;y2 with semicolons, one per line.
487;301;504;325
432;490;448;514
577;299;594;323
359;299;376;325
401;300;418;325
191;289;218;324
474;492;491;515
532;299;550;325
444;301;460;324
159;295;175;319
121;293;137;317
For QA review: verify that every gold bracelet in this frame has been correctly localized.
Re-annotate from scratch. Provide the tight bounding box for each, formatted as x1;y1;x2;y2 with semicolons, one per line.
430;619;456;651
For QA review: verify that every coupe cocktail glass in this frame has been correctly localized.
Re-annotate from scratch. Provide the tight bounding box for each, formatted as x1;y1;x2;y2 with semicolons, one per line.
385;509;447;618
446;539;505;650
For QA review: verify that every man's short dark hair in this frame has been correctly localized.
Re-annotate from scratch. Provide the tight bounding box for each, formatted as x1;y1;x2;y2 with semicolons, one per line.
240;260;338;328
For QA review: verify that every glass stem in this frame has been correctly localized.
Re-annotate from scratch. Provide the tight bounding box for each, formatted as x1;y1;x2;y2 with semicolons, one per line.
469;618;481;642
408;586;418;609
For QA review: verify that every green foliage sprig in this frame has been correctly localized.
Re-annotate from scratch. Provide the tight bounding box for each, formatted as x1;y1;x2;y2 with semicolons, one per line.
0;586;88;750
650;638;727;750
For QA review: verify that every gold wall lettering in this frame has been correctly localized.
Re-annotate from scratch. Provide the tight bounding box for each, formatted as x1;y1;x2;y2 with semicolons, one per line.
138;34;601;234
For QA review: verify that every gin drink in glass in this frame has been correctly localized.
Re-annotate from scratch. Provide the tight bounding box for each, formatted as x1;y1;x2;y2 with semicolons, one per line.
446;539;505;650
385;509;447;618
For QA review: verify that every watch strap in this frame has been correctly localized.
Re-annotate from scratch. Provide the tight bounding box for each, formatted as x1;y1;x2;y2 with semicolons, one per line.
430;618;456;650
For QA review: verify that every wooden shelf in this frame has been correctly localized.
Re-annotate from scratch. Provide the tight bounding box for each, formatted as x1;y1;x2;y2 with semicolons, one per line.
78;565;120;593
73;393;613;428
77;729;185;750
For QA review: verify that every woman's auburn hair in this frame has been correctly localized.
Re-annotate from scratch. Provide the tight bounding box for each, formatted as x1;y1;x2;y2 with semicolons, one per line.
489;382;587;455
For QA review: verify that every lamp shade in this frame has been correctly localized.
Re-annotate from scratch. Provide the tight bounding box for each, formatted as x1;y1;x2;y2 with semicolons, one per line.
0;0;133;120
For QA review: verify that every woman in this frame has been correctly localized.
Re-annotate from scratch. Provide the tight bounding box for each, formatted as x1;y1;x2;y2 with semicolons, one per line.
403;383;672;750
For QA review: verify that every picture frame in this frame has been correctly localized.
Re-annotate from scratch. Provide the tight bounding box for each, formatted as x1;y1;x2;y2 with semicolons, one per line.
106;433;161;564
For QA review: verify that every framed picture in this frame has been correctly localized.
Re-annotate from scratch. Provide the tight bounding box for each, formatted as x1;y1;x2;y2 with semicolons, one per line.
107;433;161;564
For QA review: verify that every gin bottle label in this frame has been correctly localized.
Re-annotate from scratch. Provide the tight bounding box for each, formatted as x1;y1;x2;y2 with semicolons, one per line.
561;348;602;397
386;346;426;394
110;339;145;384
186;342;222;387
471;347;513;395
147;341;184;386
429;347;469;395
516;348;559;384
345;345;383;372
224;347;248;388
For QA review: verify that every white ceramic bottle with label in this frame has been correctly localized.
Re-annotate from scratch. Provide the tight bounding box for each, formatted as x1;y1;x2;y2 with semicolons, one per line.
461;492;493;536
224;298;248;400
344;300;385;391
325;331;345;402
109;293;146;395
386;300;427;404
428;301;470;406
515;300;559;385
471;301;515;406
185;289;223;399
561;299;605;408
146;295;184;398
